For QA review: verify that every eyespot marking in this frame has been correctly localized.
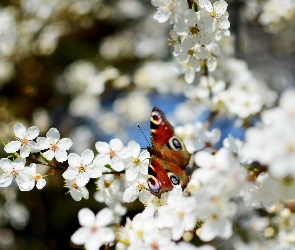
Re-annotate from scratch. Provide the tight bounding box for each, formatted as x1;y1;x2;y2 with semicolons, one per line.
151;111;162;125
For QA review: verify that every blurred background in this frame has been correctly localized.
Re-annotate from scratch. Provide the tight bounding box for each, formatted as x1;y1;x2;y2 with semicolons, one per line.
0;0;294;249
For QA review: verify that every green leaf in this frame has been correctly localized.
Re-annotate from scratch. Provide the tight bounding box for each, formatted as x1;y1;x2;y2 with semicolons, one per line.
193;2;199;12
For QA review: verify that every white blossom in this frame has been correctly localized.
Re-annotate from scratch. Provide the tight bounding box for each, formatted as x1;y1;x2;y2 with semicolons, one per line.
71;208;115;250
65;179;89;201
94;139;130;172
37;128;73;162
4;123;40;158
62;149;102;186
0;158;31;191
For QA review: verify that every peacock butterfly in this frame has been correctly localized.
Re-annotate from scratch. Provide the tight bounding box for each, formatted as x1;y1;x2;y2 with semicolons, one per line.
147;107;191;197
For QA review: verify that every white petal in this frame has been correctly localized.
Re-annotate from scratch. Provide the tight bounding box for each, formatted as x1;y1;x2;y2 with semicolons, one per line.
4;141;21;153
216;16;230;29
36;178;46;189
184;67;195;84
197;31;212;45
68;153;81;168
128;140;140;157
14;123;26;138
110;138;123;151
76;172;90;187
78;208;95;227
93;154;110;166
13;157;26;170
54;149;68;162
37;137;50;150
71;227;90;245
57;138;73;150
97;227;115;243
153;7;171;23
20;145;30;158
214;0;228;15
0;174;13;187
84;235;102;250
62;168;79;180
81;149;94;165
70;189;83;201
95;141;110;154
199;0;213;12
28;141;40;153
24;126;40;140
87;165;102;178
95;208;114;227
116;147;131;159
0;158;12;171
126;166;139;181
43;150;55;160
46;128;60;140
18;178;35;191
110;157;124;171
123;186;139;202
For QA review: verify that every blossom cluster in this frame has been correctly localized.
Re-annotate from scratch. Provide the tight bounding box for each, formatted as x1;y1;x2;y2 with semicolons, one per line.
152;0;230;84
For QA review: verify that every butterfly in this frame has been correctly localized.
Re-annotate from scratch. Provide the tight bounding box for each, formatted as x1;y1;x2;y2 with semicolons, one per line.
147;107;191;197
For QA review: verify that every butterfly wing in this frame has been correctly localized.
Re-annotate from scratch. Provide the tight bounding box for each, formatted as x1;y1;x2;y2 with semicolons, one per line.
147;107;191;197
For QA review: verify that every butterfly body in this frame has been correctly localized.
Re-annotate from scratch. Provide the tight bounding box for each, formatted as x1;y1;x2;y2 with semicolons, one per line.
147;107;191;197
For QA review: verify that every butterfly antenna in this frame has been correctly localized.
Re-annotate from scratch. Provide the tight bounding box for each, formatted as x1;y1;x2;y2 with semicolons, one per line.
137;124;151;147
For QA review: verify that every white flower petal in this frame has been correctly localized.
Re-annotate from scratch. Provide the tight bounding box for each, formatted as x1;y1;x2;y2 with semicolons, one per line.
123;186;139;202
109;138;123;151
62;168;79;180
71;227;90;245
95;208;114;227
14;123;26;138
46;128;60;140
36;178;46;189
126;166;139;181
78;208;95;227
128;140;141;157
70;189;83;201
76;172;90;187
214;0;228;15
28;141;40;153
0;158;12;171
110;157;124;171
13;157;26;170
93;154;110;166
184;67;195;84
95;141;110;154
0;174;13;187
96;227;115;243
54;149;68;162
57;138;73;150
87;165;102;178
216;16;230;29
153;7;171;23
20;145;30;158
199;0;213;12
68;153;81;168
43;150;55;160
37;137;50;150
81;149;94;165
116;147;131;159
24;126;40;140
4;141;21;153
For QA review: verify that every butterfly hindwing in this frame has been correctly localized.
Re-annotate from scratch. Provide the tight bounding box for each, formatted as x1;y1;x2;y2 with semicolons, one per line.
147;107;191;197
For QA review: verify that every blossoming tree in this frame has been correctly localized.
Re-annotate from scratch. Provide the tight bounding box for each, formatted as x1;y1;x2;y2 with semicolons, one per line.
0;0;295;249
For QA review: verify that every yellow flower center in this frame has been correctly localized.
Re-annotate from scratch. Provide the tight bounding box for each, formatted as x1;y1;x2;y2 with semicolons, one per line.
133;157;141;166
78;165;86;172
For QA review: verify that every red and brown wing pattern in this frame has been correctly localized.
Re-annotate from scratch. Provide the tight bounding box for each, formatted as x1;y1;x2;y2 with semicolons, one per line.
147;107;191;197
